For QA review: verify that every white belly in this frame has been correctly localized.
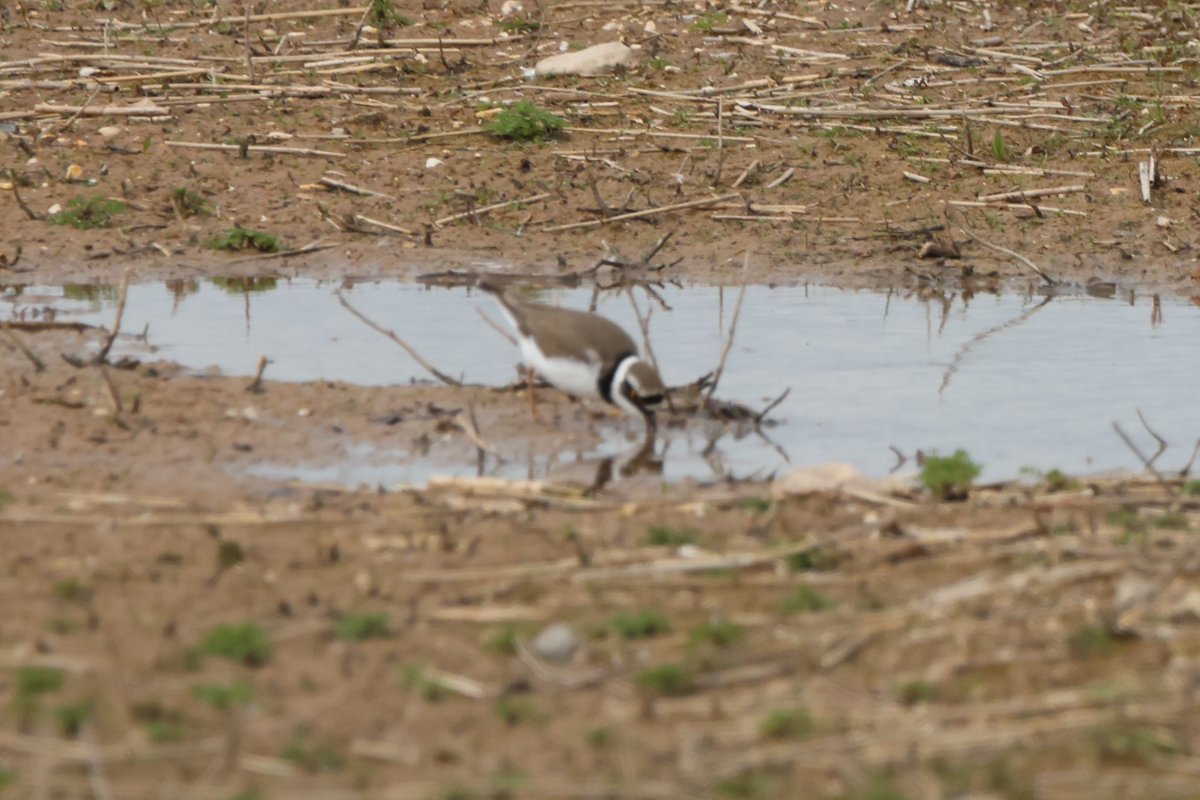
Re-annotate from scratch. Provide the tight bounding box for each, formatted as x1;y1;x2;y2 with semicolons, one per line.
518;335;601;399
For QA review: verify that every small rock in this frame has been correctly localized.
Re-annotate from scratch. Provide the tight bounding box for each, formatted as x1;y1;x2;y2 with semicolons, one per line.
535;41;635;77
425;157;444;169
47;203;62;215
499;0;522;15
98;126;121;138
1156;215;1171;228
65;164;84;181
531;623;578;663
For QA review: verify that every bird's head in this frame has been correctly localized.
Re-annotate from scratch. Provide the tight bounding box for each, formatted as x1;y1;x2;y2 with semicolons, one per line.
611;357;666;428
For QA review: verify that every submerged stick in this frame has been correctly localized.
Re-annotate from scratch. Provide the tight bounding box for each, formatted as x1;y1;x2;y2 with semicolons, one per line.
701;252;750;411
335;290;462;386
94;267;132;363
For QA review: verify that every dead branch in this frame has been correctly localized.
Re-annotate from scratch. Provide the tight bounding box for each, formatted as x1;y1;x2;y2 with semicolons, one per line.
700;252;750;411
1;325;45;371
94;267;132;364
947;205;1056;285
335;290;463;386
245;355;270;393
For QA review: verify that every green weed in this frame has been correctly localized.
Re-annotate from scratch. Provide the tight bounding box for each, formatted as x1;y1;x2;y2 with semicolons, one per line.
204;226;281;253
643;525;697;547
55;701;93;738
612;609;671;639
1092;723;1179;762
191;681;254;710
785;545;844;572
636;664;696;697
170;187;213;217
896;679;939;705
690;618;744;648
920;449;982;500
198;622;271;666
991;129;1009;161
333;612;391;641
692;10;728;31
779;585;835;614
761;708;814;739
50;195;126;229
495;696;542;726
282;735;345;772
485;101;565;142
1068;624;1115;658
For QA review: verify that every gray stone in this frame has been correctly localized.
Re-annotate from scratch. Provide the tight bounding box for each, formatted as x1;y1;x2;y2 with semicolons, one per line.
535;42;634;77
531;622;579;663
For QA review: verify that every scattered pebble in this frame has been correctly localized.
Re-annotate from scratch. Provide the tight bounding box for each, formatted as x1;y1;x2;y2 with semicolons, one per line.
535;42;634;77
425;157;444;169
47;203;62;215
65;164;84;181
531;623;578;663
98;126;122;138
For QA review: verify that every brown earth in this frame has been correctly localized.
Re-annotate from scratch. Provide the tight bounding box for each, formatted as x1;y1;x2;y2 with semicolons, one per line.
4;1;1200;798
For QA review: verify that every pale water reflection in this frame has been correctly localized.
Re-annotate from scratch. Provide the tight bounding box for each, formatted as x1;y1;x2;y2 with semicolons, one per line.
3;279;1196;485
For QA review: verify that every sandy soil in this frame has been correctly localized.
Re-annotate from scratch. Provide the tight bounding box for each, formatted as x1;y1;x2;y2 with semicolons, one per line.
4;1;1200;798
2;0;1199;289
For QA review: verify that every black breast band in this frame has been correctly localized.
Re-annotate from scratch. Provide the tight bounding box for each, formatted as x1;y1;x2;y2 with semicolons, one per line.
599;352;636;403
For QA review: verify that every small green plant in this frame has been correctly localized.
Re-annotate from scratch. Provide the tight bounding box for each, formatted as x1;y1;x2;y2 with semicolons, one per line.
1184;480;1200;497
485;101;565;142
637;664;695;697
281;735;345;772
779;585;835;614
991;129;1009;161
0;766;14;787
55;701;94;738
647;56;672;71
54;578;89;602
18;666;64;697
840;773;908;800
716;771;777;799
586;726;615;748
1154;512;1189;530
333;612;391;641
191;681;254;710
0;489;13;508
367;0;412;32
145;718;186;743
785;545;844;572
484;624;533;656
692;10;728;32
1108;508;1147;543
198;623;271;666
170;187;213;217
920;449;982;500
612;609;671;639
1092;723;1179;763
205;226;281;253
690;618;744;648
399;664;451;701
896;679;938;706
643;525;697;547
1068;624;1115;658
761;708;814;739
216;541;244;569
495;696;542;726
738;497;772;513
50;195;126;229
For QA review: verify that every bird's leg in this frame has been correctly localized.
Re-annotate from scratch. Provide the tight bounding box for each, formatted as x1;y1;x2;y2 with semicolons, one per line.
524;365;540;422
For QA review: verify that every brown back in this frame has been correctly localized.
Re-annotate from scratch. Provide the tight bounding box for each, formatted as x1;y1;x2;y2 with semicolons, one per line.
488;285;639;364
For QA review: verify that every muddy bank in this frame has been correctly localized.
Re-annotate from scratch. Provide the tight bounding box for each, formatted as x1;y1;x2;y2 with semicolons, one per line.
2;0;1199;289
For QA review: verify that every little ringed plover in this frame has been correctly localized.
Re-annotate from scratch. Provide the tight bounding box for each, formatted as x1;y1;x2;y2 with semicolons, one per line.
476;277;667;429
